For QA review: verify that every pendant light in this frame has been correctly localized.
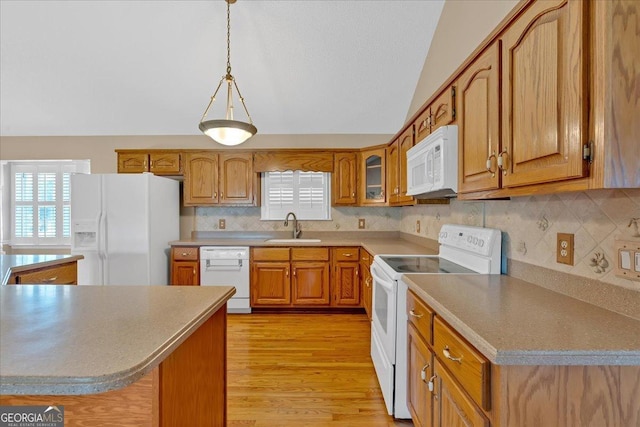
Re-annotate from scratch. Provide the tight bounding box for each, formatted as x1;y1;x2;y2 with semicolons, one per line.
199;0;257;146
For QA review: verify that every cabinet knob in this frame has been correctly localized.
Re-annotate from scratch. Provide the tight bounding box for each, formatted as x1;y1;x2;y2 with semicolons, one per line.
193;268;196;276
42;276;58;283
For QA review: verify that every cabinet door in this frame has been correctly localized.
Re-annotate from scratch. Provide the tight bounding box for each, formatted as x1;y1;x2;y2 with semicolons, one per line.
332;152;358;205
171;261;199;286
359;254;372;320
397;125;415;204
219;152;254;205
332;262;360;306
118;153;149;173
434;361;489;427
408;325;434;427
387;140;400;204
251;262;291;306
359;148;386;205
292;261;330;306
430;87;456;133
184;152;219;206
150;153;181;175
501;0;587;188
458;43;501;194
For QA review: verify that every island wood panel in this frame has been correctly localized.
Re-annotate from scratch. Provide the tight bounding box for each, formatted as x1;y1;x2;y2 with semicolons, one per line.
491;364;640;427
159;307;227;427
501;0;588;188
0;370;159;427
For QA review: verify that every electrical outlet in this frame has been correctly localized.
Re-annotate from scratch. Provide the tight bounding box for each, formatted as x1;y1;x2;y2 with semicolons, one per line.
557;233;574;265
219;219;226;230
358;218;366;229
416;220;421;233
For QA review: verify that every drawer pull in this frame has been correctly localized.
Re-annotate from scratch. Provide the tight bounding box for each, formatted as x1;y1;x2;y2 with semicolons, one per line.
43;276;58;283
443;346;463;363
420;363;430;382
182;252;188;256
409;309;423;319
342;253;353;257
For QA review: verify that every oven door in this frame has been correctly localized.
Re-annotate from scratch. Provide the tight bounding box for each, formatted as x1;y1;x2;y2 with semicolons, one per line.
370;261;397;364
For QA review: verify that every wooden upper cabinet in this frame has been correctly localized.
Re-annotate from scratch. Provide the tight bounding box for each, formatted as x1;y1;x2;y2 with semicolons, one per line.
388;125;415;206
332;152;358;205
359;148;386;205
219;152;254;205
457;43;501;194
149;153;181;175
184;152;219;206
117;151;181;175
500;0;588;188
184;151;256;206
413;87;456;145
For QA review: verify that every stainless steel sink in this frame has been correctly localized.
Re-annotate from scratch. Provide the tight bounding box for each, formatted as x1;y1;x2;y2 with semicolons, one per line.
265;238;321;243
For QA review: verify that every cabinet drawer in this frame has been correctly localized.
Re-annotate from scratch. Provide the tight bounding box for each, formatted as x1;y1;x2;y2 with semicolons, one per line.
17;263;77;285
172;247;198;261
252;247;290;261
407;290;433;344
332;247;359;261
433;316;490;411
291;247;329;261
360;250;371;264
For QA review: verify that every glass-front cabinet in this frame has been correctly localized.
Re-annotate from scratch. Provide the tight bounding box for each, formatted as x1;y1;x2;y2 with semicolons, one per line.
359;147;386;205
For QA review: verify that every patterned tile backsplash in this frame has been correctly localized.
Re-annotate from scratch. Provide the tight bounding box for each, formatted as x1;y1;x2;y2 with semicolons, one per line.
194;188;640;291
401;189;640;291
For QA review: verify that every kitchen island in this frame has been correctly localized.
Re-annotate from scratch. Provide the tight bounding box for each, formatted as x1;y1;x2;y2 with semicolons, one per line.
1;254;83;285
0;284;235;426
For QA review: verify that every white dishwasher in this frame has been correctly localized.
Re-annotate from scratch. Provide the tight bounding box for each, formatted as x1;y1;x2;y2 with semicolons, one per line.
200;247;251;313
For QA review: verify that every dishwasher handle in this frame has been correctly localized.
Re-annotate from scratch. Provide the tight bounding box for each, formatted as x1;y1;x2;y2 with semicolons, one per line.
204;259;244;271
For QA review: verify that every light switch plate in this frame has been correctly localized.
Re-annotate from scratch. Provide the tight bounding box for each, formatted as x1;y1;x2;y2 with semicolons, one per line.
219;219;226;230
614;237;640;281
358;218;365;229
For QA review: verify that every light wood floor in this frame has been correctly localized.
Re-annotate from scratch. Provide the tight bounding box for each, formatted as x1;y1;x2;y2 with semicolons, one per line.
227;313;413;427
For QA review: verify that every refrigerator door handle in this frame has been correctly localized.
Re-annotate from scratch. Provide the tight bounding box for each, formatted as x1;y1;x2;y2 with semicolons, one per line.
98;210;108;285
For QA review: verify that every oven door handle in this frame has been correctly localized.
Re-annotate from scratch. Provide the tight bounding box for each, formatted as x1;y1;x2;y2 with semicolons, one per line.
370;267;395;292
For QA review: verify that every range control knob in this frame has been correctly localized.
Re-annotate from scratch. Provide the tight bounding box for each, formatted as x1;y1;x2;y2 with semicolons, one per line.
479;239;485;247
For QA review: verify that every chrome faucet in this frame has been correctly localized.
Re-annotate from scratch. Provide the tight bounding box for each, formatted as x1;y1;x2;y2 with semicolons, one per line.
284;212;301;239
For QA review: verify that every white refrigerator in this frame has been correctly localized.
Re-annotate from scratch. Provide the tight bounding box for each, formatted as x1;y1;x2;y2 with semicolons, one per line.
70;173;179;286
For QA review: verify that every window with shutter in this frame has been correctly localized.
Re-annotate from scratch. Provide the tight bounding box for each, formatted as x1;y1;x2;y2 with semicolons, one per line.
261;171;331;220
5;160;90;246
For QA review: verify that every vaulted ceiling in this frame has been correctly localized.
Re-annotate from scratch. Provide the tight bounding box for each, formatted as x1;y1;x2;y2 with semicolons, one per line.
0;0;444;137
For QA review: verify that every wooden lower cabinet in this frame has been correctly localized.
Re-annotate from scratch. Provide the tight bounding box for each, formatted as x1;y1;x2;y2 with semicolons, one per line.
435;360;490;427
292;261;330;305
251;261;291;305
407;324;434;427
8;261;78;285
407;290;640;427
360;250;373;319
170;246;199;286
332;247;361;306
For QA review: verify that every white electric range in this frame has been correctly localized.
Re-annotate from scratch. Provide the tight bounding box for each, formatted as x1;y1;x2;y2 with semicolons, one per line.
370;224;502;418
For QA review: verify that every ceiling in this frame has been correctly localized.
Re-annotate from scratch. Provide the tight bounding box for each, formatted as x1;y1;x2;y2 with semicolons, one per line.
0;1;444;137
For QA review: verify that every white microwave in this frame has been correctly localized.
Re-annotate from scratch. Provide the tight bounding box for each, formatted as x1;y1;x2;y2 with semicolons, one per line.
406;125;458;198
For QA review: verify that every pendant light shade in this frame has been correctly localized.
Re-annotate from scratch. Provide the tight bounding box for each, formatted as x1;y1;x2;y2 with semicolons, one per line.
199;0;256;146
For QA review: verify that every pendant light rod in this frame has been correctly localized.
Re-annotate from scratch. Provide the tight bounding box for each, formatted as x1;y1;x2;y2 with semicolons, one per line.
199;0;256;146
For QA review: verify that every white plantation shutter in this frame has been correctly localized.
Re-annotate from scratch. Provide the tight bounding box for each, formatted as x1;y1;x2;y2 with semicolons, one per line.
10;160;90;246
261;171;331;220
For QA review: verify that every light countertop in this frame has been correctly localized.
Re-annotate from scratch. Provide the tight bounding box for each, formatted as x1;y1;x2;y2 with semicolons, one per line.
1;254;84;285
405;274;640;366
0;285;235;395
